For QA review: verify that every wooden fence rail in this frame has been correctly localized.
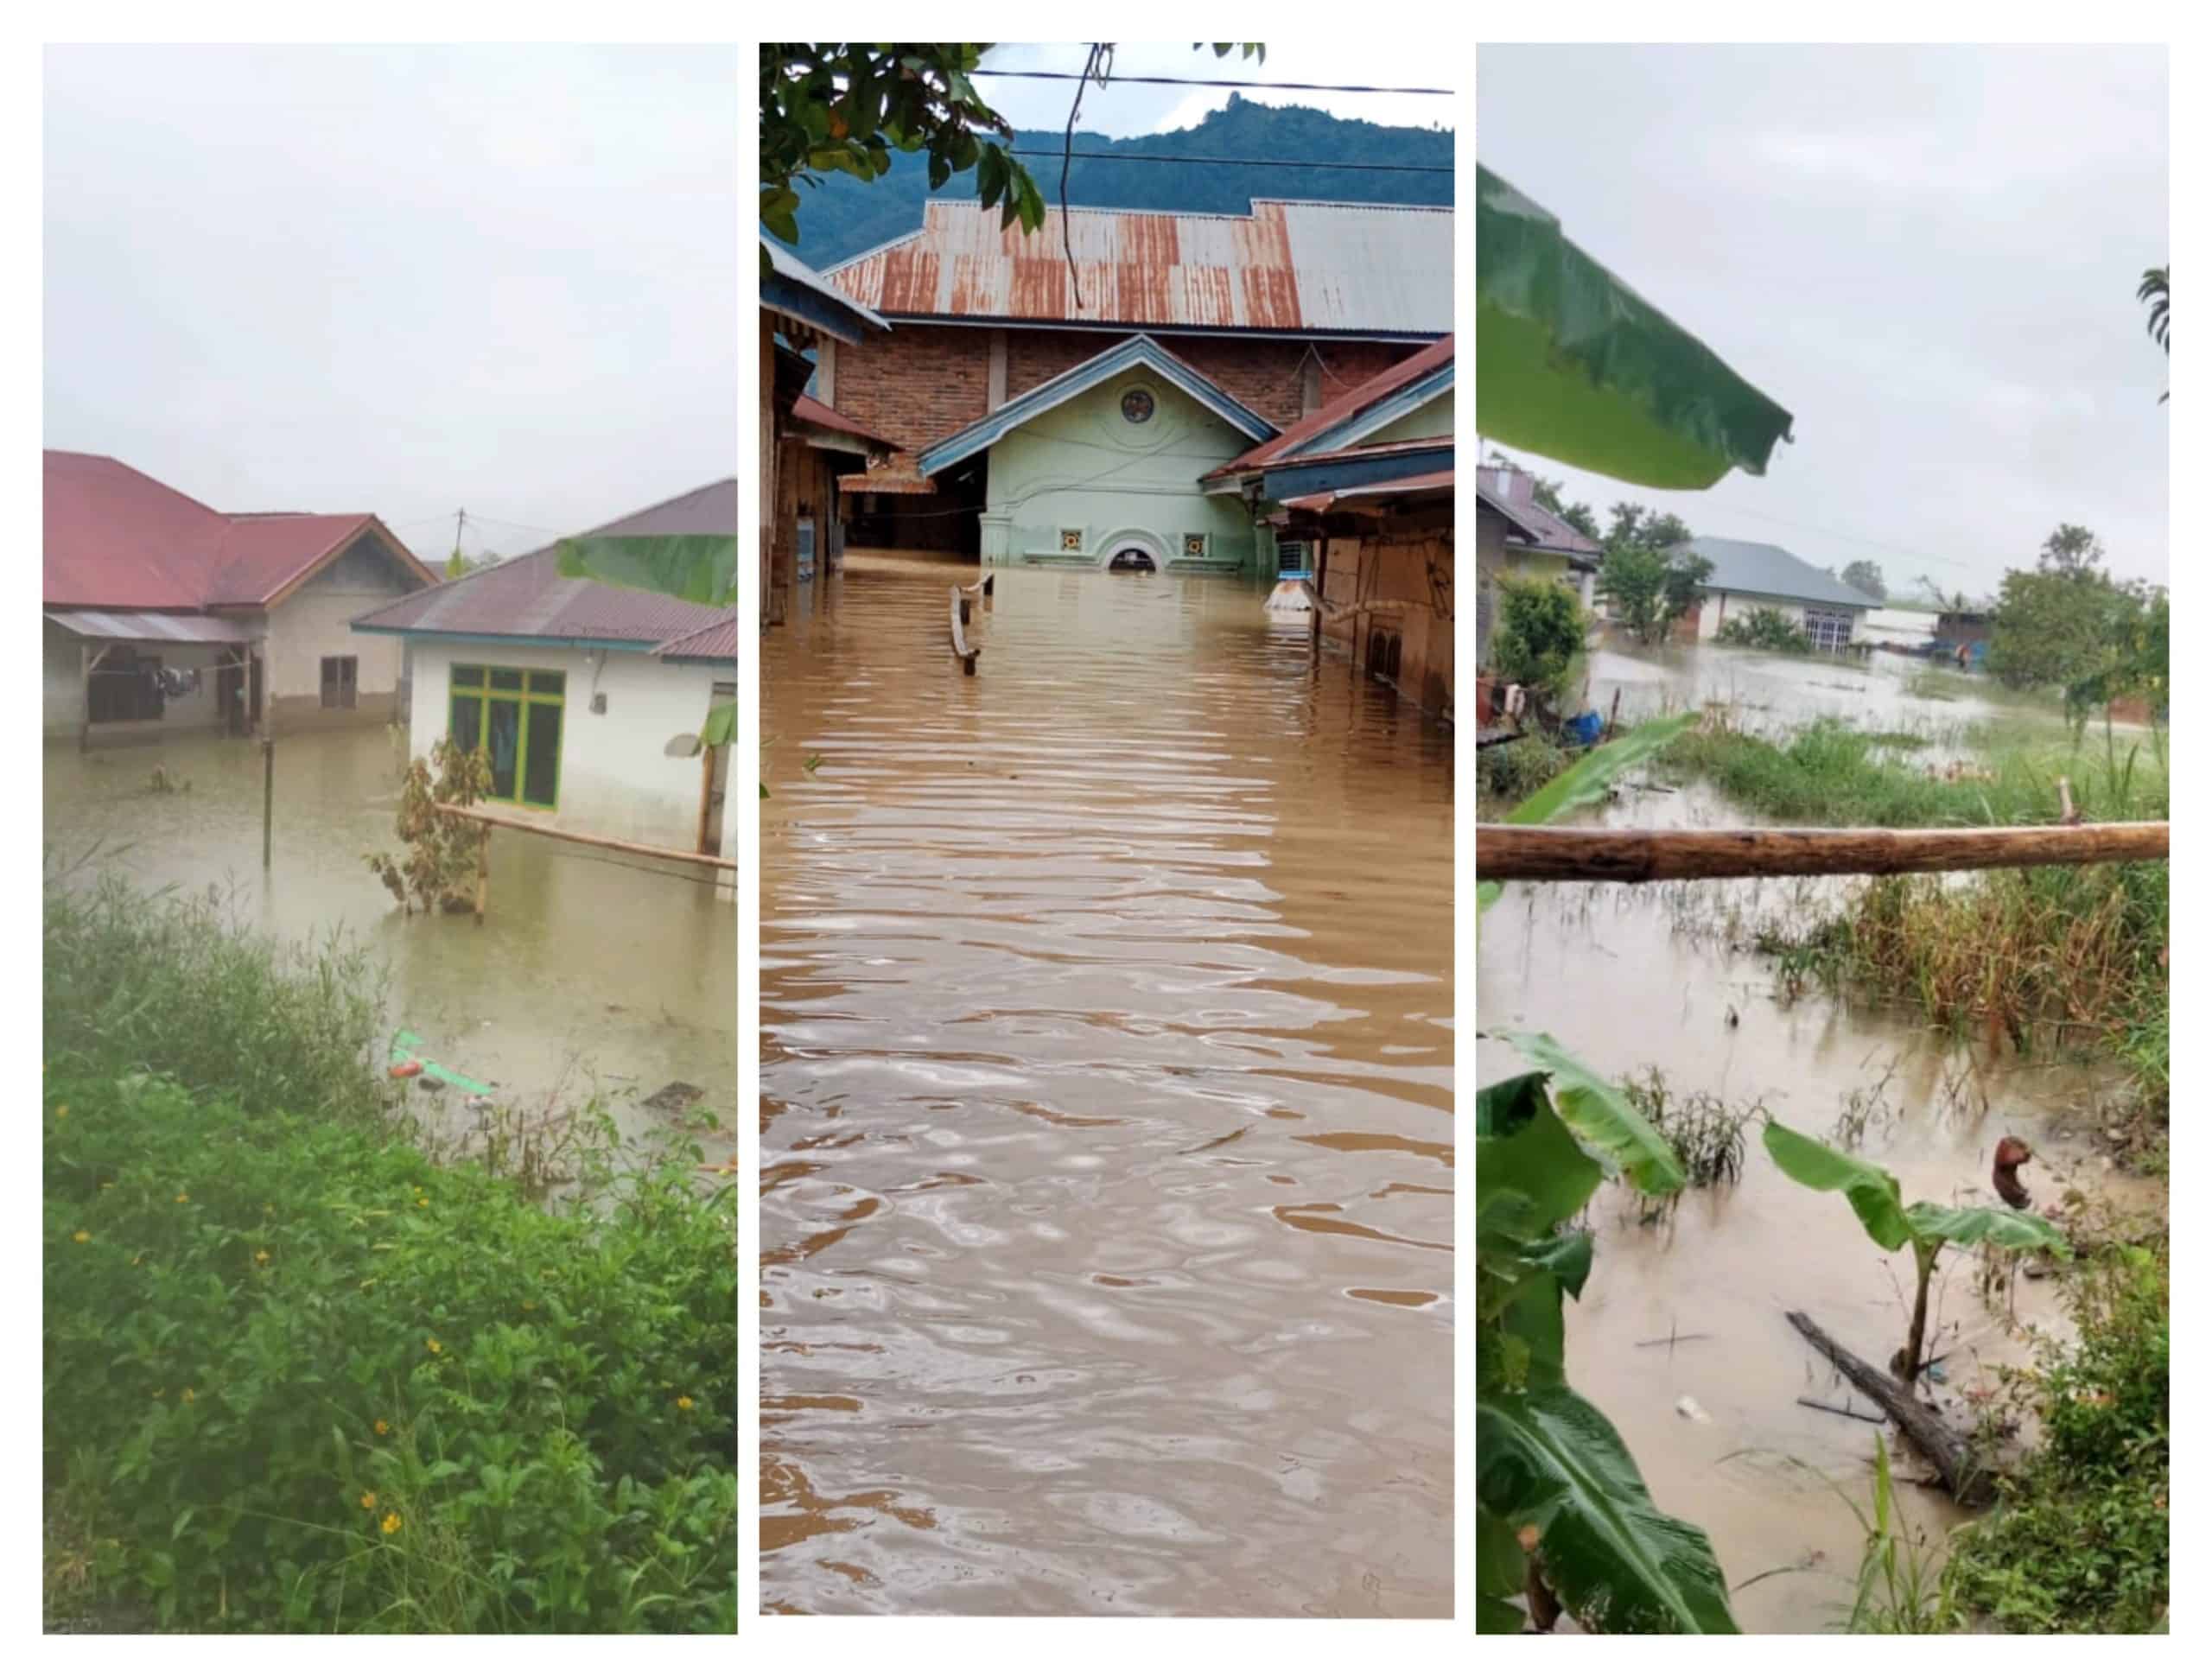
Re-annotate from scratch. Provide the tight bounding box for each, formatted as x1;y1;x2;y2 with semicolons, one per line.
1476;821;2170;884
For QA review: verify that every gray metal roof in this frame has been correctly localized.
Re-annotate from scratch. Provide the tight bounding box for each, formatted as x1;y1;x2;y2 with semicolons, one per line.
1669;537;1880;609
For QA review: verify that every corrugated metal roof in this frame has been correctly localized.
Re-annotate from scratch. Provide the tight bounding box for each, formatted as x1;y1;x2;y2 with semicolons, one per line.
828;198;1451;335
44;451;435;609
1672;537;1880;610
353;481;736;645
45;609;251;644
1210;337;1453;480
1285;468;1452;512
652;616;738;662
791;394;896;451
763;240;890;344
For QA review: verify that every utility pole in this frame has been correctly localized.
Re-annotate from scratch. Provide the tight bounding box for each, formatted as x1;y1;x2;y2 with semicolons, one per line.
454;507;467;559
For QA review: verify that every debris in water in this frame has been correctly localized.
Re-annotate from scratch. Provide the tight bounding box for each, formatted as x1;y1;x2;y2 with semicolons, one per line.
1675;1394;1713;1424
644;1080;708;1115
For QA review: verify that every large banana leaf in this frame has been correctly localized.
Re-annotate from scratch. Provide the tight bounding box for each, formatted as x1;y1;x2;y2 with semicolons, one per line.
1476;163;1794;491
1761;1122;1914;1250
1905;1202;2069;1256
1477;712;1700;914
556;534;738;607
1478;1383;1740;1634
1496;1032;1686;1197
1476;1078;1603;1228
1476;1507;1531;1635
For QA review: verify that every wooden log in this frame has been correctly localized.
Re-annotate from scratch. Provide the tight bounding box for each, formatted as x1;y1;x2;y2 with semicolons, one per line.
1478;820;2168;883
1786;1310;1994;1506
948;586;979;676
261;738;274;870
473;823;489;924
432;802;737;872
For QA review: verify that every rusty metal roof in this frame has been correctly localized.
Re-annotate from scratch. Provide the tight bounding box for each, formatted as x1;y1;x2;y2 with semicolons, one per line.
1284;469;1453;514
827;198;1451;336
353;481;736;647
1209;336;1453;481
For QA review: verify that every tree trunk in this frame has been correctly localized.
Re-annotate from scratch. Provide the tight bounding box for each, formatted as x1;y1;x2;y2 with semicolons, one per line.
1786;1309;1995;1508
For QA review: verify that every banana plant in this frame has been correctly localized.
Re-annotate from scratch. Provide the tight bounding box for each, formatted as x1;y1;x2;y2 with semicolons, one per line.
1478;1034;1740;1633
1763;1121;2071;1382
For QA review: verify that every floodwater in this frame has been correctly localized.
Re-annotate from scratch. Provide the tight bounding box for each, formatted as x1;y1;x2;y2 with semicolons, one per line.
42;726;735;1155
1479;640;2162;1632
759;553;1454;1616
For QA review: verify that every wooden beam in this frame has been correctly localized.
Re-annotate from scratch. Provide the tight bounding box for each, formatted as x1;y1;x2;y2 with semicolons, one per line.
1477;821;2170;883
948;586;978;675
433;802;736;872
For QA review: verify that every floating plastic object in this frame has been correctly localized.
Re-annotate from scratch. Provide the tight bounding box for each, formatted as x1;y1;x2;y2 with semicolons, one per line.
389;1030;494;1097
1568;711;1605;746
388;1059;423;1079
1675;1394;1713;1424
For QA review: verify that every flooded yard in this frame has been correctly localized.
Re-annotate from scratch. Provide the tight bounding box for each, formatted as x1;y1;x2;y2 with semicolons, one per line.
1479;637;2164;1632
43;726;735;1150
759;554;1454;1616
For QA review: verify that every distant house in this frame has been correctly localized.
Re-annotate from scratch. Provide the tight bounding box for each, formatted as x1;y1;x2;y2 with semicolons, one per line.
1258;338;1456;719
42;450;436;745
820;198;1451;574
1473;462;1601;614
1662;537;1880;651
352;481;739;858
760;241;892;627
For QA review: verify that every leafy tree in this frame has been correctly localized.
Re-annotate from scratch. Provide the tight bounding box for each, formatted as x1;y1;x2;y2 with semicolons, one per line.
1489;576;1585;696
2037;523;2106;575
1604;502;1693;553
1985;553;2152;702
1596;546;1668;643
760;44;1263;264
1840;559;1886;601
2139;264;2168;403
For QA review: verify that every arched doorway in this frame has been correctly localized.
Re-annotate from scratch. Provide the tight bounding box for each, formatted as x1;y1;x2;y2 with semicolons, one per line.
1098;531;1163;573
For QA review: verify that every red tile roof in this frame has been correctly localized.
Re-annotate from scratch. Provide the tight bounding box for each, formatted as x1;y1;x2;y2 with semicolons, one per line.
1205;335;1453;481
352;480;736;647
43;450;435;609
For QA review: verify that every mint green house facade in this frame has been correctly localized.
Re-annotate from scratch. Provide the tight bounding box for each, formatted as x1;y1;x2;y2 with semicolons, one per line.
917;336;1278;574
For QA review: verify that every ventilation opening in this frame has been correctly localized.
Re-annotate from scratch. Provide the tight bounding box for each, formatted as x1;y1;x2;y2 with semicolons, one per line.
1108;547;1157;573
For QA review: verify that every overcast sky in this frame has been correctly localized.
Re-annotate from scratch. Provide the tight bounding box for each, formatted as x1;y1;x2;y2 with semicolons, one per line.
1479;45;2169;598
972;42;1454;140
45;45;736;563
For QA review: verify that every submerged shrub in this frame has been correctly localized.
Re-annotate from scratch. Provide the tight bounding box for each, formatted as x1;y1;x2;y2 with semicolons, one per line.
43;1074;735;1632
1715;605;1814;653
1477;734;1574;805
1944;1247;2169;1633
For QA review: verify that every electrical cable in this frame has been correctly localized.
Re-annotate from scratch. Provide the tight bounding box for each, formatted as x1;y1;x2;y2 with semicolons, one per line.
1006;148;1451;175
971;68;1454;96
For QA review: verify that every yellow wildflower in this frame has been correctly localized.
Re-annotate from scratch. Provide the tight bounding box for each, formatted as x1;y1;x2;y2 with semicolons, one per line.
55;1104;69;1119
381;1512;402;1535
175;1192;189;1204
73;1229;90;1243
416;1197;429;1210
99;1181;114;1191
360;1491;378;1510
150;1387;164;1398
253;1250;270;1265
373;1419;391;1436
181;1388;195;1404
676;1395;695;1412
425;1337;442;1356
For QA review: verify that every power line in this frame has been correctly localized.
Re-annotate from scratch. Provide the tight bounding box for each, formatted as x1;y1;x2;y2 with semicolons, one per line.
1007;147;1451;175
972;68;1454;97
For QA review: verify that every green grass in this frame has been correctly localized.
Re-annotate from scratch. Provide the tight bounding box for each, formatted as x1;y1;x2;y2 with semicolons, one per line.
1942;1246;2169;1633
1477;734;1574;810
42;867;735;1632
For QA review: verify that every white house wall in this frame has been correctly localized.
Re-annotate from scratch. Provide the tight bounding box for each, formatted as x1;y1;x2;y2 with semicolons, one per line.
266;536;419;728
1700;590;1868;644
404;640;727;853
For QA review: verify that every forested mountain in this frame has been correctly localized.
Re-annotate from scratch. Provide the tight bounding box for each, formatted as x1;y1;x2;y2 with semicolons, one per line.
780;94;1453;270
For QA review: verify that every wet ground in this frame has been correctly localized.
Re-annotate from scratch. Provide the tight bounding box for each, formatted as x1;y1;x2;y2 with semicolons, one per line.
43;726;735;1153
1479;642;2164;1632
759;554;1454;1616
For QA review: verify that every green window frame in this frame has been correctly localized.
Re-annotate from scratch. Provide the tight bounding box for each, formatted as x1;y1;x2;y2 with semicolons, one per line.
448;664;565;810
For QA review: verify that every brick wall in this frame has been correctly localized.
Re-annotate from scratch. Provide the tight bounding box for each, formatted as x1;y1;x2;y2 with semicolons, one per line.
836;322;1427;453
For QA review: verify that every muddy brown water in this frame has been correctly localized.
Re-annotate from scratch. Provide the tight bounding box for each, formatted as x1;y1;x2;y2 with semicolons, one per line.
42;727;735;1153
759;554;1454;1616
1479;696;2160;1632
